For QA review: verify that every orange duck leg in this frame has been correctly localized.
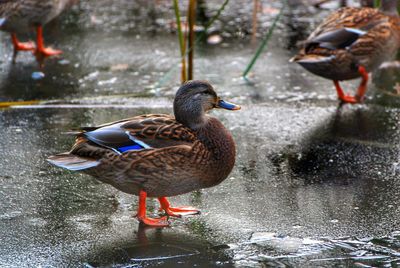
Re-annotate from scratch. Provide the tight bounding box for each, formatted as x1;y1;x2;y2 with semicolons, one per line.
334;66;369;104
34;25;62;64
136;190;169;227
158;197;200;217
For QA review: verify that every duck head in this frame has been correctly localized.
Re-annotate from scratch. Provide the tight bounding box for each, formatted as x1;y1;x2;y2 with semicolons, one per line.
173;80;240;129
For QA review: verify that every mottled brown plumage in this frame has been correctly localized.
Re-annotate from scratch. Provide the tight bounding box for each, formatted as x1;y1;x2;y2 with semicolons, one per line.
291;1;400;103
48;80;241;227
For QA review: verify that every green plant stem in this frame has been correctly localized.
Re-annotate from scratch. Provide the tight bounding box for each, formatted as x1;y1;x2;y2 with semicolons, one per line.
373;0;381;8
204;0;229;30
242;1;285;78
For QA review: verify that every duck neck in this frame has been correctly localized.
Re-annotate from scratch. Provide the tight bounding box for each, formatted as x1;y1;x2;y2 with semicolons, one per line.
193;116;236;186
381;0;398;16
174;104;206;129
195;116;235;161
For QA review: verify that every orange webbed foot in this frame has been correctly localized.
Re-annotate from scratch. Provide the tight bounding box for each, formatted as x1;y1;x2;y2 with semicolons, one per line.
158;197;200;218
137;215;170;227
34;47;63;68
11;33;35;51
33;25;62;65
136;190;170;227
334;80;364;104
163;206;201;218
14;41;35;51
35;47;63;57
338;95;359;104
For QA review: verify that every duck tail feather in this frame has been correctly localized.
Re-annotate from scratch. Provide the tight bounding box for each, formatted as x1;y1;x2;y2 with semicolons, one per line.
47;153;100;171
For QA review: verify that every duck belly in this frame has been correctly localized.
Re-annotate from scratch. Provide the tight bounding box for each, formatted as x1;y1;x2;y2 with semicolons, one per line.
0;16;32;33
295;54;361;81
0;0;68;33
84;163;205;197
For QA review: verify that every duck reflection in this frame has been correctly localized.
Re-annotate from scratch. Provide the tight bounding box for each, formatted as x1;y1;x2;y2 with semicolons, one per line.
285;104;400;183
80;223;233;267
0;61;80;101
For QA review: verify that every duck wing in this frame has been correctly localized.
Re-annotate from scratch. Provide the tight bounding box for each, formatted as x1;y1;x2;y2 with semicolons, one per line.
79;114;197;154
305;7;389;52
49;114;197;171
305;28;366;52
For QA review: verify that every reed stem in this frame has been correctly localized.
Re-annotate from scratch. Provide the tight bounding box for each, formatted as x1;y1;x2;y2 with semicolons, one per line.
173;0;187;83
188;0;197;80
251;0;259;45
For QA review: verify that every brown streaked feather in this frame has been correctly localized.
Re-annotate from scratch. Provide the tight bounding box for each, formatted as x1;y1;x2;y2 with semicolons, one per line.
75;114;197;150
122;115;197;145
308;7;385;40
293;7;400;81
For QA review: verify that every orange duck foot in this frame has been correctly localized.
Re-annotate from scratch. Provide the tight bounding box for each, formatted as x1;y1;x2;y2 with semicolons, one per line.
163;206;200;218
338;94;359;104
11;34;35;51
333;66;368;104
35;47;63;57
34;46;63;68
136;190;171;227
334;80;365;104
158;197;200;218
33;25;62;63
137;215;170;227
12;41;35;51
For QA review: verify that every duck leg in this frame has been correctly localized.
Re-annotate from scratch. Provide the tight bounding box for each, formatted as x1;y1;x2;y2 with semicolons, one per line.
136;190;169;227
158;197;200;217
11;33;35;62
354;65;369;102
34;25;62;64
333;66;369;104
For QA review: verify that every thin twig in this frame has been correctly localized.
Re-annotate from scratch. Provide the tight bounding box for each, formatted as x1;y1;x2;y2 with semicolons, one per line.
173;0;187;83
0;100;41;108
251;0;259;45
188;0;197;80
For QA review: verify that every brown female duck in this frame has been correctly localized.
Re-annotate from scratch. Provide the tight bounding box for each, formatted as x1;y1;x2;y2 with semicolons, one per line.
0;0;77;63
48;80;241;227
291;0;400;103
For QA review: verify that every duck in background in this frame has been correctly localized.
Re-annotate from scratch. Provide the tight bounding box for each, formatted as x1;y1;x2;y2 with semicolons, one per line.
291;0;400;103
48;80;241;227
0;0;77;65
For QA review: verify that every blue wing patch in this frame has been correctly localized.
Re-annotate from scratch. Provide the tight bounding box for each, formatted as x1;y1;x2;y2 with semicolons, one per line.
117;132;151;153
118;144;143;153
0;18;6;27
83;123;151;154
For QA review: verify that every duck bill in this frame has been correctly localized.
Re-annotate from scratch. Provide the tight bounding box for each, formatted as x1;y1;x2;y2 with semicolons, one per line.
216;99;241;110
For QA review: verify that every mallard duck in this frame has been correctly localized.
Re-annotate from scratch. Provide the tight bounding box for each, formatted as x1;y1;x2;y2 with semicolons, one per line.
291;0;400;103
48;80;241;227
0;0;77;63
